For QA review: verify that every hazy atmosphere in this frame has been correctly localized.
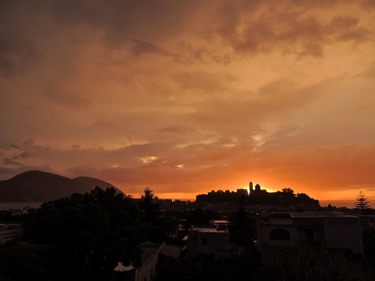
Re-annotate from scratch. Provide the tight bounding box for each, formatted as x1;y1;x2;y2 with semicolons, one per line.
1;0;375;205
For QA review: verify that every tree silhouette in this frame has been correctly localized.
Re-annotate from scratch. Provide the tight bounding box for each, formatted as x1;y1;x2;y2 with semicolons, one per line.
22;187;150;270
282;188;294;195
139;187;160;225
354;191;371;212
229;204;254;249
139;187;165;242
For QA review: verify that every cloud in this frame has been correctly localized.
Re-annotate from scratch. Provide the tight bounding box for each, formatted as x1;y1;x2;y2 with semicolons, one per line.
156;125;195;135
2;158;22;166
23;139;34;146
130;40;173;57
17;152;30;159
0;164;54;181
10;143;23;151
92;119;115;129
0;30;42;79
1;0;375;203
44;0;373;62
356;62;375;79
43;81;91;110
222;11;370;58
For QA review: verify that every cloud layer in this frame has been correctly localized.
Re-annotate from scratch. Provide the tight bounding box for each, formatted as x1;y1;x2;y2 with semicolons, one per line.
1;0;375;205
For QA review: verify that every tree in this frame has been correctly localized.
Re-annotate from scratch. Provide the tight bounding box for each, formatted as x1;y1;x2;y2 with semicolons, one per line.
282;188;294;195
139;187;160;225
354;191;371;212
22;187;151;271
139;187;164;242
229;204;255;250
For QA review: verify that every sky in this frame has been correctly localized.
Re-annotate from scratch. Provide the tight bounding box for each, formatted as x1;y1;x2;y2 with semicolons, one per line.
1;0;375;207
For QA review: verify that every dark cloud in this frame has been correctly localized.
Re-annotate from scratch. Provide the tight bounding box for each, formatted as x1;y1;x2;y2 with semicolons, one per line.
0;30;42;78
18;152;30;159
43;81;91;110
92;119;115;129
226;13;370;58
23;139;34;146
10;143;23;150
2;158;22;166
130;40;173;57
156;125;195;135
49;0;197;47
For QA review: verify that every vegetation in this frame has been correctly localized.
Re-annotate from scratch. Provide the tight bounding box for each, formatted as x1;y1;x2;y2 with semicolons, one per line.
355;191;371;212
0;187;151;281
229;202;255;250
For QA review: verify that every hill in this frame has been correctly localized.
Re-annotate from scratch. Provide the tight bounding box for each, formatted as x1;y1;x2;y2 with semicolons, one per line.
0;170;121;202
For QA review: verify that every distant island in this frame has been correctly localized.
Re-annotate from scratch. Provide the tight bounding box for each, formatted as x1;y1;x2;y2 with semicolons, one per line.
196;182;319;207
0;170;120;202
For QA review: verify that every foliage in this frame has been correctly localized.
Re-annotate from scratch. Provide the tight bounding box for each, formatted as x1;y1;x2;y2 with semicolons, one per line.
139;187;165;242
22;187;151;271
139;187;160;226
0;242;60;281
282;188;294;195
229;205;255;248
355;191;371;212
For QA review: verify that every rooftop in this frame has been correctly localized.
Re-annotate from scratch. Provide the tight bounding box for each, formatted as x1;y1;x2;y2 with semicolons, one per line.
190;225;228;233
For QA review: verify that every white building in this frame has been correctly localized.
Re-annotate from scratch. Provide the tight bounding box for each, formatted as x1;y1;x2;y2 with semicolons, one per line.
256;211;363;255
136;242;163;281
0;224;21;244
187;225;230;259
114;241;164;281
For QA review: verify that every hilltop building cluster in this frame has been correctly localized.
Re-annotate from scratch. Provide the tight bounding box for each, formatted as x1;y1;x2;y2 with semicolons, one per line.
196;182;319;207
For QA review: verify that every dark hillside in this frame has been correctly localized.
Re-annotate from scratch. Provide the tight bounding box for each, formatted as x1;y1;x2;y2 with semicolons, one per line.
0;170;120;202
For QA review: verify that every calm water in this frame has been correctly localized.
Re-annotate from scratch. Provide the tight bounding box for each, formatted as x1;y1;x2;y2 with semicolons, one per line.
0;202;42;210
319;200;355;208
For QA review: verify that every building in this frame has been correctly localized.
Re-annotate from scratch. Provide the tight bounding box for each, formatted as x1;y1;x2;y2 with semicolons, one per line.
196;182;319;207
256;211;363;255
0;224;21;244
114;241;164;281
187;225;230;259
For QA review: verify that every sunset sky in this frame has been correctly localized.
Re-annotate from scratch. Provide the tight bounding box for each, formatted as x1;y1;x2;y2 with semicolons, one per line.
1;0;375;207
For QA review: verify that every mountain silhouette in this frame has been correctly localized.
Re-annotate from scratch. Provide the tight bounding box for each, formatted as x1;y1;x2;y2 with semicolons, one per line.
0;170;121;202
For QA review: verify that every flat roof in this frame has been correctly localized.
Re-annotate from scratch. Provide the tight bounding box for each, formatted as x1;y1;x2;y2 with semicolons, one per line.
190;226;228;233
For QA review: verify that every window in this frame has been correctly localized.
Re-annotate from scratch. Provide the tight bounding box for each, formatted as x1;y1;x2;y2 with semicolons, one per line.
269;228;290;241
202;238;208;245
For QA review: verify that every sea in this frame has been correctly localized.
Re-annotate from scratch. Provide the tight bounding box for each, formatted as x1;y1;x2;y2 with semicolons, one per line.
319;200;355;208
0;202;42;211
